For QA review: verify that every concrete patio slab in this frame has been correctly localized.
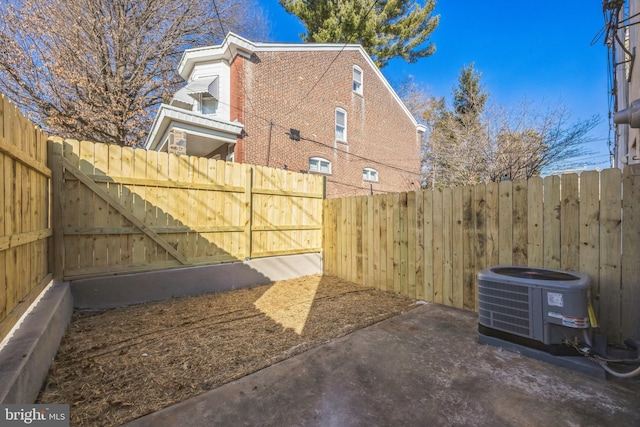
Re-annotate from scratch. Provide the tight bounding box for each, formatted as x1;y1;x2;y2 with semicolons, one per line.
123;303;640;427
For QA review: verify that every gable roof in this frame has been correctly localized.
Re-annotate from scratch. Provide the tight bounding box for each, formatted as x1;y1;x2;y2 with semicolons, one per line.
178;32;424;131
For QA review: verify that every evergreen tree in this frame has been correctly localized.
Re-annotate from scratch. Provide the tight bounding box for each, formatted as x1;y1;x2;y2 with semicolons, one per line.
420;64;596;187
279;0;439;68
452;63;487;118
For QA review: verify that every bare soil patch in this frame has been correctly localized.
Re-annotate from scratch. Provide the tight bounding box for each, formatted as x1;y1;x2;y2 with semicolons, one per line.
38;275;417;426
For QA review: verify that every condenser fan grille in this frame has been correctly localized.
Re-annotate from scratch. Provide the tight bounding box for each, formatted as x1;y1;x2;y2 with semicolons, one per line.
478;279;532;338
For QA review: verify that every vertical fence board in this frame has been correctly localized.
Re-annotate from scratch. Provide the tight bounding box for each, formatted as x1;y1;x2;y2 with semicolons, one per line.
498;181;513;265
422;190;433;302
399;192;409;295
379;195;388;290
407;191;417;299
366;195;375;286
415;190;424;301
543;175;561;269
463;186;475;311
579;171;601;318
121;147;135;265
473;184;486;310
485;182;499;267
356;196;364;285
423;189;434;302
452;186;464;309
392;192;401;293
432;189;443;304
386;193;394;292
527;177;544;267
442;188;453;306
512;179;528;266
621;172;640;340
78;141;96;271
600;169;622;343
560;174;580;271
371;195;381;288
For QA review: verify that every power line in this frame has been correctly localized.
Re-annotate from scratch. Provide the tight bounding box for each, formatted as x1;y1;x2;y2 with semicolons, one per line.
282;0;382;119
179;88;424;177
211;0;226;35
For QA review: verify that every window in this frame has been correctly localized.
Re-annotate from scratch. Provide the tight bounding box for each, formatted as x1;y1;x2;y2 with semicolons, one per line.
353;66;363;94
309;157;331;174
363;168;378;182
200;94;218;115
226;144;235;162
335;108;347;142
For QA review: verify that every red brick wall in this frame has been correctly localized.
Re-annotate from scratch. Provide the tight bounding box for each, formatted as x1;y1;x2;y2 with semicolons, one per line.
238;49;421;197
230;56;245;162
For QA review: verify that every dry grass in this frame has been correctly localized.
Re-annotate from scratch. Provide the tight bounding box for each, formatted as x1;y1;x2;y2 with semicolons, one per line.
38;275;417;426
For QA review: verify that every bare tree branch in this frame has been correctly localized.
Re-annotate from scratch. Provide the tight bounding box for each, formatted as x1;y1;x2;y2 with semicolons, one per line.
0;0;267;145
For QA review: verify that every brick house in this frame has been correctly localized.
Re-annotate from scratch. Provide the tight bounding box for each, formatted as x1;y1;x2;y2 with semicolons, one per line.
145;33;425;197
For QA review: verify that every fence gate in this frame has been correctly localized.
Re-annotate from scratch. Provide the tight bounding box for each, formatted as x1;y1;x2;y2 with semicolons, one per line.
51;139;324;280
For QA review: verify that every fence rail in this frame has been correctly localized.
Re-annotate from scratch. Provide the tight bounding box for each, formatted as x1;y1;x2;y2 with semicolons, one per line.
323;171;640;344
0;95;51;341
51;139;325;280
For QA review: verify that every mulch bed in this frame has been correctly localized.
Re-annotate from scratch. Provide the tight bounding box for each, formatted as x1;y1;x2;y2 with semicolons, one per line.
37;275;417;426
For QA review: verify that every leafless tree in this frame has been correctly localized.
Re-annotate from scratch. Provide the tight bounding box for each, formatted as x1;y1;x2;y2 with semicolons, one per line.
0;0;267;145
482;101;599;182
405;64;599;188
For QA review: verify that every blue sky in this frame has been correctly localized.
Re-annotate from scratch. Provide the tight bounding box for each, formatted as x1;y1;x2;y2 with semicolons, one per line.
259;0;612;171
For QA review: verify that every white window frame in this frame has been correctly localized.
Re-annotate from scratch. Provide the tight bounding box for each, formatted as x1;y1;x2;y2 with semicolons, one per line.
335;108;347;142
363;167;378;182
200;93;218;115
353;65;363;95
309;157;332;174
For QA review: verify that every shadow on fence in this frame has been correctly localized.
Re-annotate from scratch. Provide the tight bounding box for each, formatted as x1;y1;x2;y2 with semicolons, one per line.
50;138;325;281
323;172;640;345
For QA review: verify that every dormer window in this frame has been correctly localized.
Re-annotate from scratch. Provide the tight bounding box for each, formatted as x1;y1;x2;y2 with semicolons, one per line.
353;66;363;95
171;76;220;115
200;94;218;115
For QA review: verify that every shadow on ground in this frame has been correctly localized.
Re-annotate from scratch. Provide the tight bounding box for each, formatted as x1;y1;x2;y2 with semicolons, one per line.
124;303;640;427
37;275;416;426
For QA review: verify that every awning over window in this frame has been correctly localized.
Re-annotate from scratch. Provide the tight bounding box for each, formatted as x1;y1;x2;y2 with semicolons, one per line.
186;77;219;98
172;77;219;105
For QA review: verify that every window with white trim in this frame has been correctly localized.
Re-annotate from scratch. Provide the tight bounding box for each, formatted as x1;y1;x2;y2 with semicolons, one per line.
200;94;218;115
363;167;378;182
335;108;347;142
309;157;331;174
353;66;363;94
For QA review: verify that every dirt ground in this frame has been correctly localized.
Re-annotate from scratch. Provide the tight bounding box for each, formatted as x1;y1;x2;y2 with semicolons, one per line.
38;275;417;426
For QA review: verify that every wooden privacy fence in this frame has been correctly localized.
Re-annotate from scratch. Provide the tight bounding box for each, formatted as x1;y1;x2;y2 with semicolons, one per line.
323;171;640;344
0;95;51;340
51;139;325;280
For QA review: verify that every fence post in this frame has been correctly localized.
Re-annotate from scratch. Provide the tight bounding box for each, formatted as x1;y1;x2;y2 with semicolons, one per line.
48;137;64;280
245;167;253;260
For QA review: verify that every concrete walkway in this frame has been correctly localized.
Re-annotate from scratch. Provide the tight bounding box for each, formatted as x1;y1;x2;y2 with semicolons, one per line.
123;304;640;427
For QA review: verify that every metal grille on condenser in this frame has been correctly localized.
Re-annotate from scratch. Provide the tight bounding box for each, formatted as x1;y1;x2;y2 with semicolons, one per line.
478;280;531;338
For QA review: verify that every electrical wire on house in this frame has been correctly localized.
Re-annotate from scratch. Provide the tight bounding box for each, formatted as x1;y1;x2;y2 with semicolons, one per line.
282;0;382;119
187;91;425;179
211;0;227;36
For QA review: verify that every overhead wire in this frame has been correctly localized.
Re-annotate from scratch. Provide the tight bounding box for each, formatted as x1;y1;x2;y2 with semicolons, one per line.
211;0;227;36
282;0;382;119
